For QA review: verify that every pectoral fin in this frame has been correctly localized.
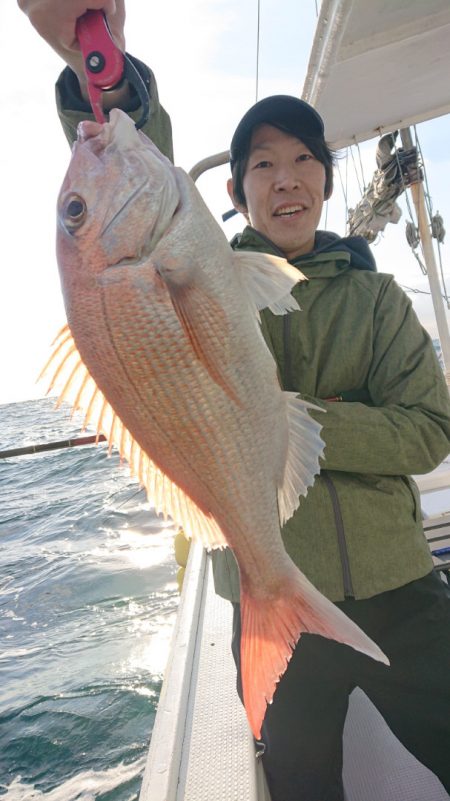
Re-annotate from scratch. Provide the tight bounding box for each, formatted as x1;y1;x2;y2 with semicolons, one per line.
233;251;305;315
167;282;242;405
277;392;325;525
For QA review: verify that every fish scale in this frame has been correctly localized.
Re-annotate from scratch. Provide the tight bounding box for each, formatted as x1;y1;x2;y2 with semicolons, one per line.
94;267;281;530
94;312;259;535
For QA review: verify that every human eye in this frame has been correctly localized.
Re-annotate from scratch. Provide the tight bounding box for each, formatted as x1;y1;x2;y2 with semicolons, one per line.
296;153;314;163
252;159;272;169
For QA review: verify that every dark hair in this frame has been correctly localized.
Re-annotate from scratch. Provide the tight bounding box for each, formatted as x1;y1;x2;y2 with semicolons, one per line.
231;123;336;208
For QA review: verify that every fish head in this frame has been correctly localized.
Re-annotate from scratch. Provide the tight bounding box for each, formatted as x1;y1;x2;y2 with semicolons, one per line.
56;109;180;295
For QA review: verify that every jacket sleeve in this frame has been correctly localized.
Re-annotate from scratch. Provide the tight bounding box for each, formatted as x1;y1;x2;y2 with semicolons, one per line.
55;55;174;161
308;277;450;475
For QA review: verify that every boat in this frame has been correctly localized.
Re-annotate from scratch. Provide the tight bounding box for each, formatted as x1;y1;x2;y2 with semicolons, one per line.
139;1;450;798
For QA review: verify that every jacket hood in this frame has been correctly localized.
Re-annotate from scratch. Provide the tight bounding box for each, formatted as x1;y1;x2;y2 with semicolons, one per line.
310;230;377;272
231;227;377;272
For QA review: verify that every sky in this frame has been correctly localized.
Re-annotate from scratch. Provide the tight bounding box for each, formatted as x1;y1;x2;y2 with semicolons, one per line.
1;0;450;407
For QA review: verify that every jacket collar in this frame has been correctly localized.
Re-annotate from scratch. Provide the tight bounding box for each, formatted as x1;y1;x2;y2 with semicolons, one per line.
231;227;377;274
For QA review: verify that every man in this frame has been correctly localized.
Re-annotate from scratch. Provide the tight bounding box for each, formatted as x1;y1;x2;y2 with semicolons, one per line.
17;4;450;799
216;95;450;801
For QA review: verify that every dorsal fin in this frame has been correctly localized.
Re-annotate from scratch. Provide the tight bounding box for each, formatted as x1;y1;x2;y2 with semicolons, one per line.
40;325;227;549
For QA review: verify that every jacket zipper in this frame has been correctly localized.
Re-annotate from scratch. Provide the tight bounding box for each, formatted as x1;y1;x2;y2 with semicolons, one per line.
282;308;355;598
322;471;355;598
283;314;293;391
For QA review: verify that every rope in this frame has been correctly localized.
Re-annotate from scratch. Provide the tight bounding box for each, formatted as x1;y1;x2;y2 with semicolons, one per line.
411;248;427;276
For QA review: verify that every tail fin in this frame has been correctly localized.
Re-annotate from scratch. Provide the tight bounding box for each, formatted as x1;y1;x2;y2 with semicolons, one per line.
240;572;389;739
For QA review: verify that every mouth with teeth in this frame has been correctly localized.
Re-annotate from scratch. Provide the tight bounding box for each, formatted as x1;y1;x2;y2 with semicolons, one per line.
273;205;306;218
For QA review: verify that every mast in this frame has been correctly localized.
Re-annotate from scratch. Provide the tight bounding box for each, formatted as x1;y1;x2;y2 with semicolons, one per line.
400;128;450;385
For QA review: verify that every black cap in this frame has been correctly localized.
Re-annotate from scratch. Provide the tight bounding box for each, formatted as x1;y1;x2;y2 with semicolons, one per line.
229;95;325;168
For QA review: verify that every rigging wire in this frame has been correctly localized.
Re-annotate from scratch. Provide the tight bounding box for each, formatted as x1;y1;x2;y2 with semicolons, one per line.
392;136;419;226
414;125;434;219
349;144;364;196
413;125;450;308
390;131;427;272
335;126;448;315
401;284;450;304
255;0;261;102
355;139;367;190
345;146;349;206
335;158;349;231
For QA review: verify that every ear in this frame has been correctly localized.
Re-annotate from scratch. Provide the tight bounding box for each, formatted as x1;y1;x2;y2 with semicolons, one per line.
227;178;248;216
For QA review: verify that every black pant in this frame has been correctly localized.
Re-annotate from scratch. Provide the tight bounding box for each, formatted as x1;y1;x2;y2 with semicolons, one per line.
231;571;450;801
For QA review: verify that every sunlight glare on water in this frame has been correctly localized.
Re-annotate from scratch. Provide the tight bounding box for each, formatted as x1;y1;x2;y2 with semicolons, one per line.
0;398;180;800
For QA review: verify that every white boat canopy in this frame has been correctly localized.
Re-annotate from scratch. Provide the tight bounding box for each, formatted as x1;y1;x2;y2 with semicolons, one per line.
302;0;450;148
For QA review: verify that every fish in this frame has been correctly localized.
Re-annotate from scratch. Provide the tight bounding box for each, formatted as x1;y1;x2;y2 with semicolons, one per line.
42;109;388;740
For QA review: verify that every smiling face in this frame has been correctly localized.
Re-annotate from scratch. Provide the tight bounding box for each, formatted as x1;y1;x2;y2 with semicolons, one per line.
228;124;328;260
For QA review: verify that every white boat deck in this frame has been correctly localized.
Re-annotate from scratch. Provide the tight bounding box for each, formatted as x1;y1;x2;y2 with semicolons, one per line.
140;469;450;801
139;543;271;801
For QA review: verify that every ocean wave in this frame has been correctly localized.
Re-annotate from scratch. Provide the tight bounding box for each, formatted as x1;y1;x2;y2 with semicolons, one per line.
0;399;179;798
0;756;147;801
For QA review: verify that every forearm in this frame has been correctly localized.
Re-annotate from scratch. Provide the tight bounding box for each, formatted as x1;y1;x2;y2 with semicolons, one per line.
312;400;450;475
55;57;174;161
311;277;450;477
17;0;174;161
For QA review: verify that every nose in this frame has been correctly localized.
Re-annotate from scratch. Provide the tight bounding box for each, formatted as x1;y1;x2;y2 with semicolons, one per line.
273;166;300;191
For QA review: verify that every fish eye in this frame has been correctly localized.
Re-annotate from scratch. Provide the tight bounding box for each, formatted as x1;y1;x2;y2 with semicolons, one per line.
63;194;87;232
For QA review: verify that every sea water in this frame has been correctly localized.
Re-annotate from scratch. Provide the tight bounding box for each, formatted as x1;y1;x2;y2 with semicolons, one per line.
0;398;179;800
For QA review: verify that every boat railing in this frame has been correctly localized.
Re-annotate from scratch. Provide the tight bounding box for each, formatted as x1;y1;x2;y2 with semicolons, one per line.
140;467;450;801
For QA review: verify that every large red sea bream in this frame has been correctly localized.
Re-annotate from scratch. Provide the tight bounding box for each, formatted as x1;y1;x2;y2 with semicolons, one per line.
43;109;388;739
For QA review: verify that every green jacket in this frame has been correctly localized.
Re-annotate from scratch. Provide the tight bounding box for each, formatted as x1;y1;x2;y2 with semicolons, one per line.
56;69;450;603
212;227;450;602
